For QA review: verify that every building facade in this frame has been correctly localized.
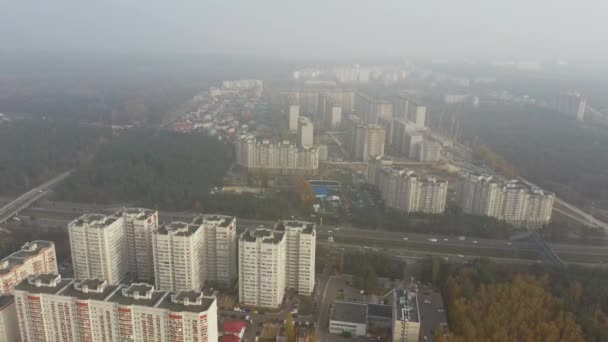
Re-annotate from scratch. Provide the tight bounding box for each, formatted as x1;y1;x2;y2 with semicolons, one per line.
0;241;57;295
375;167;448;214
13;274;217;342
68;214;127;284
120;208;158;282
235;136;319;176
417;140;442;163
196;215;238;287
152;221;205;291
0;296;19;342
279;221;316;295
297;117;314;148
457;173;555;228
238;229;286;308
288;105;300;132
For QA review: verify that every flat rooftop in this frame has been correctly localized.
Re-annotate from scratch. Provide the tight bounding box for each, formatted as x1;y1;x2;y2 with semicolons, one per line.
240;229;284;244
394;289;419;323
198;214;235;228
14;274;71;295
156;290;215;313
60;279;120;301
70;213;120;228
367;303;393;319
156;221;200;237
279;220;315;234
330;301;368;324
120;208;156;219
1;240;55;274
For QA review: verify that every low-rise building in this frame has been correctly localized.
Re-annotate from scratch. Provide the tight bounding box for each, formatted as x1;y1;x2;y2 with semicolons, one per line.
0;241;57;295
329;301;368;337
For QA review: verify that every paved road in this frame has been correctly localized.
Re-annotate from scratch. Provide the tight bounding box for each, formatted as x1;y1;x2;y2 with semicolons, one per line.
15;207;608;263
0;171;72;224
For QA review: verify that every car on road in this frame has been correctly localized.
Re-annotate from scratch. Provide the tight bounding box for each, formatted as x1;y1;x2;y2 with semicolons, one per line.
443;238;449;241
458;236;466;241
506;242;512;246
428;238;438;242
457;254;465;258
402;237;408;241
424;299;431;304
473;240;478;244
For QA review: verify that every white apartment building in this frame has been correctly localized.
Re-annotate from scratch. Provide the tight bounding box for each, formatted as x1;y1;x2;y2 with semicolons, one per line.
297;116;314;148
0;241;57;295
417;140;442;163
458;173;555;229
119;208;158;282
235;136;319;176
238;229;286;308
288;105;299;132
152;221;205;291
0;296;19;342
376;167;448;214
346;115;386;161
68;214;127;284
13;274;217;342
317;144;328;161
279;221;316;295
194;215;238;286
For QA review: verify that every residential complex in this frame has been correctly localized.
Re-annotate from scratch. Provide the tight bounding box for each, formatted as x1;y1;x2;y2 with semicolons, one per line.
120;208;158;282
195;215;238;286
0;241;57;295
0;296;19;342
346;115;386;161
238;229;286;308
458;173;555;228
235;136;319;176
372;164;448;214
68;214;127;284
152;221;205;291
279;221;316;295
13;274;218;342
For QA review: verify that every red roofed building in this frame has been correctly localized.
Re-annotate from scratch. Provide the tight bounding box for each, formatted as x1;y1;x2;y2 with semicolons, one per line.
221;320;247;341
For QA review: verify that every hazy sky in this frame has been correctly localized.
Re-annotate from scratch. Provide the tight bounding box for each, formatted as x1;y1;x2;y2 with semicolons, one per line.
2;0;606;61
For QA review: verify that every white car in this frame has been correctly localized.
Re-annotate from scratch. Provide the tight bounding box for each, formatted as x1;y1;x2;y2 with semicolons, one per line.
443;238;449;241
506;242;512;246
473;240;478;244
402;237;409;241
457;254;465;258
428;238;438;243
458;236;466;241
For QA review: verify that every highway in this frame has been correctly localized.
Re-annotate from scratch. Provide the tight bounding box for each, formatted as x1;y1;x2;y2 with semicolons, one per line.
0;171;72;224
15;205;608;264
